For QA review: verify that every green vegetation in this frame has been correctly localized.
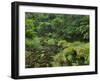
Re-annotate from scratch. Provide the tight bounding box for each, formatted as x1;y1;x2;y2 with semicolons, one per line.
25;12;90;68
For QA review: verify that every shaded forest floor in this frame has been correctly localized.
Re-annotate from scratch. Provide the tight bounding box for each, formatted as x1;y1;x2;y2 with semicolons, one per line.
25;39;89;68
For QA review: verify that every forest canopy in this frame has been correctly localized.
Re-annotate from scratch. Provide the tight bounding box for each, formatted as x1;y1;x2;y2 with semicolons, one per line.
25;12;90;68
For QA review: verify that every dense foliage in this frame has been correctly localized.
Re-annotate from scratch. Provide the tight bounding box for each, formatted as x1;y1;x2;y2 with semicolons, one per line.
25;12;90;68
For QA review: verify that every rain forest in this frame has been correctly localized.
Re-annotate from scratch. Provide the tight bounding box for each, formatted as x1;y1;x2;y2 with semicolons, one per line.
25;12;90;68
